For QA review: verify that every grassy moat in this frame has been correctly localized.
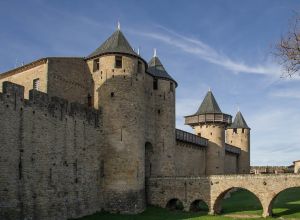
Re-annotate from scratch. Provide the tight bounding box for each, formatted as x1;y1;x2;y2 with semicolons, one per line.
75;188;300;220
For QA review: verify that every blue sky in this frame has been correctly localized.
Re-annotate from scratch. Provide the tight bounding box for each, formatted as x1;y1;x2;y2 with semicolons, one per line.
1;0;300;165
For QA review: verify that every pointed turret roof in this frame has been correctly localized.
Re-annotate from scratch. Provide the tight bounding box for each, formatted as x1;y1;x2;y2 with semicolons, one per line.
86;29;138;59
195;90;222;115
147;52;177;86
230;111;250;129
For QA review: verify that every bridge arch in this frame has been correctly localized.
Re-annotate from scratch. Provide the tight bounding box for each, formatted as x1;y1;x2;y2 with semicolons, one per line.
166;198;184;211
189;199;209;213
267;186;300;217
212;187;263;215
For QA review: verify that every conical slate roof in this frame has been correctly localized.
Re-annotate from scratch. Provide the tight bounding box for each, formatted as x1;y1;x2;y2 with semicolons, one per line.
147;56;177;85
230;111;250;129
87;29;138;59
195;90;222;115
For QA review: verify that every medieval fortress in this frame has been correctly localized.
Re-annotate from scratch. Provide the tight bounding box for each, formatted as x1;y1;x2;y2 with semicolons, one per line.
0;26;299;220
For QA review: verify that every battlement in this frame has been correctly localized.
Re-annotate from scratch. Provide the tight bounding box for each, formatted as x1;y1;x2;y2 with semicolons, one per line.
0;81;101;127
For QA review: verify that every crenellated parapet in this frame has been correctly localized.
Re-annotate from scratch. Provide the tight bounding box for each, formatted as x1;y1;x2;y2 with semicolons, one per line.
0;81;101;127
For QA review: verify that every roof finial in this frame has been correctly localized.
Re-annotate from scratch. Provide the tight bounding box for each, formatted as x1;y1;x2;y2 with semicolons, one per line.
208;87;211;92
117;21;121;30
137;47;140;55
153;48;157;57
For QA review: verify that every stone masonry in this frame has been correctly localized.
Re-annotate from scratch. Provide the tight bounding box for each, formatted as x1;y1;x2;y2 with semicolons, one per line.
1;26;296;220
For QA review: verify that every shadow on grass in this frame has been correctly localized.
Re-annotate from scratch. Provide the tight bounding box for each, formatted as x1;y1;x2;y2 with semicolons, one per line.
71;206;210;220
271;187;300;218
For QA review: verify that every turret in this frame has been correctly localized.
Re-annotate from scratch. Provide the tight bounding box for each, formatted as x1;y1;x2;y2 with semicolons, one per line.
226;111;250;174
147;50;177;177
185;90;232;175
86;25;147;213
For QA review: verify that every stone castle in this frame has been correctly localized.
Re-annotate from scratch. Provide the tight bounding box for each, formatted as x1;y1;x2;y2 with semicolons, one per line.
1;25;274;220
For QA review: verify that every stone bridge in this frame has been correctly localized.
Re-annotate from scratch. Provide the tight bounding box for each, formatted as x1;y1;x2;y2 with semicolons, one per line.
146;174;300;217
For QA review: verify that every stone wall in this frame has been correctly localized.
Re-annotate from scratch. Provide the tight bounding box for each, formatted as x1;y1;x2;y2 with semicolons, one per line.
294;161;300;173
47;58;93;105
194;124;226;175
175;141;206;176
224;152;238;174
226;128;250;173
89;54;147;213
0;82;103;220
0;59;48;98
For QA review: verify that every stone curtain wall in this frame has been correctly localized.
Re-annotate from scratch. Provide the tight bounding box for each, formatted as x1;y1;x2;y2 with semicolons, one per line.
47;58;93;105
0;82;103;220
175;141;206;176
147;174;300;218
224;152;238;174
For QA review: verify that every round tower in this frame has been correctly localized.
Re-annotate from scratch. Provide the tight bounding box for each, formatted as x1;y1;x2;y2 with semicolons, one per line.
147;50;177;177
185;90;232;175
86;26;147;213
226;111;250;174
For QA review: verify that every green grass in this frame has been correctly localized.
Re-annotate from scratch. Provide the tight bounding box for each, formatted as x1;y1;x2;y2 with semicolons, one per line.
73;187;300;220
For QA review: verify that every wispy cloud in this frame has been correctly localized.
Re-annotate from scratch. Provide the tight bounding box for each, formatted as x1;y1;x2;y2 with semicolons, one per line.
270;88;300;99
130;26;281;76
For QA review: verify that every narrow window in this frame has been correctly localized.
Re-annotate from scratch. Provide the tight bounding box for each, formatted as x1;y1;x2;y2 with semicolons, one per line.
242;128;245;133
115;56;122;68
33;78;40;90
93;58;100;72
87;94;92;107
153;78;158;90
111;92;114;97
197;133;201;137
101;160;105;177
233;128;237;133
170;82;174;92
137;61;142;73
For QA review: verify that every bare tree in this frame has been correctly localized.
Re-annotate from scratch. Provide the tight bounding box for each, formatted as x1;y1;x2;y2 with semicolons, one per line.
275;14;300;77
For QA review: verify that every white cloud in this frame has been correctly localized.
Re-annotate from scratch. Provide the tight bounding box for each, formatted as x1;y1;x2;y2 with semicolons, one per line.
130;26;282;76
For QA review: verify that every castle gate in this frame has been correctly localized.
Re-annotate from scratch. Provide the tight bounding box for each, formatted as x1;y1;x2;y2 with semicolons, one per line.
146;174;300;217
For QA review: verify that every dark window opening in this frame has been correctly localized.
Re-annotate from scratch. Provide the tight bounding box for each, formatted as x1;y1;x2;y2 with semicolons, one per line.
198;133;201;137
87;94;92;107
115;56;122;68
242;128;245;133
157;109;161;114
138;61;142;73
111;92;114;97
233;128;237;133
101;160;105;177
153;78;158;90
170;82;174;92
93;58;100;72
33;78;40;90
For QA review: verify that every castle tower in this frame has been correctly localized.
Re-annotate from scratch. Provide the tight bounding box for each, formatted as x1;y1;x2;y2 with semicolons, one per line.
226;111;250;174
185;90;232;175
147;50;177;177
86;26;147;213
